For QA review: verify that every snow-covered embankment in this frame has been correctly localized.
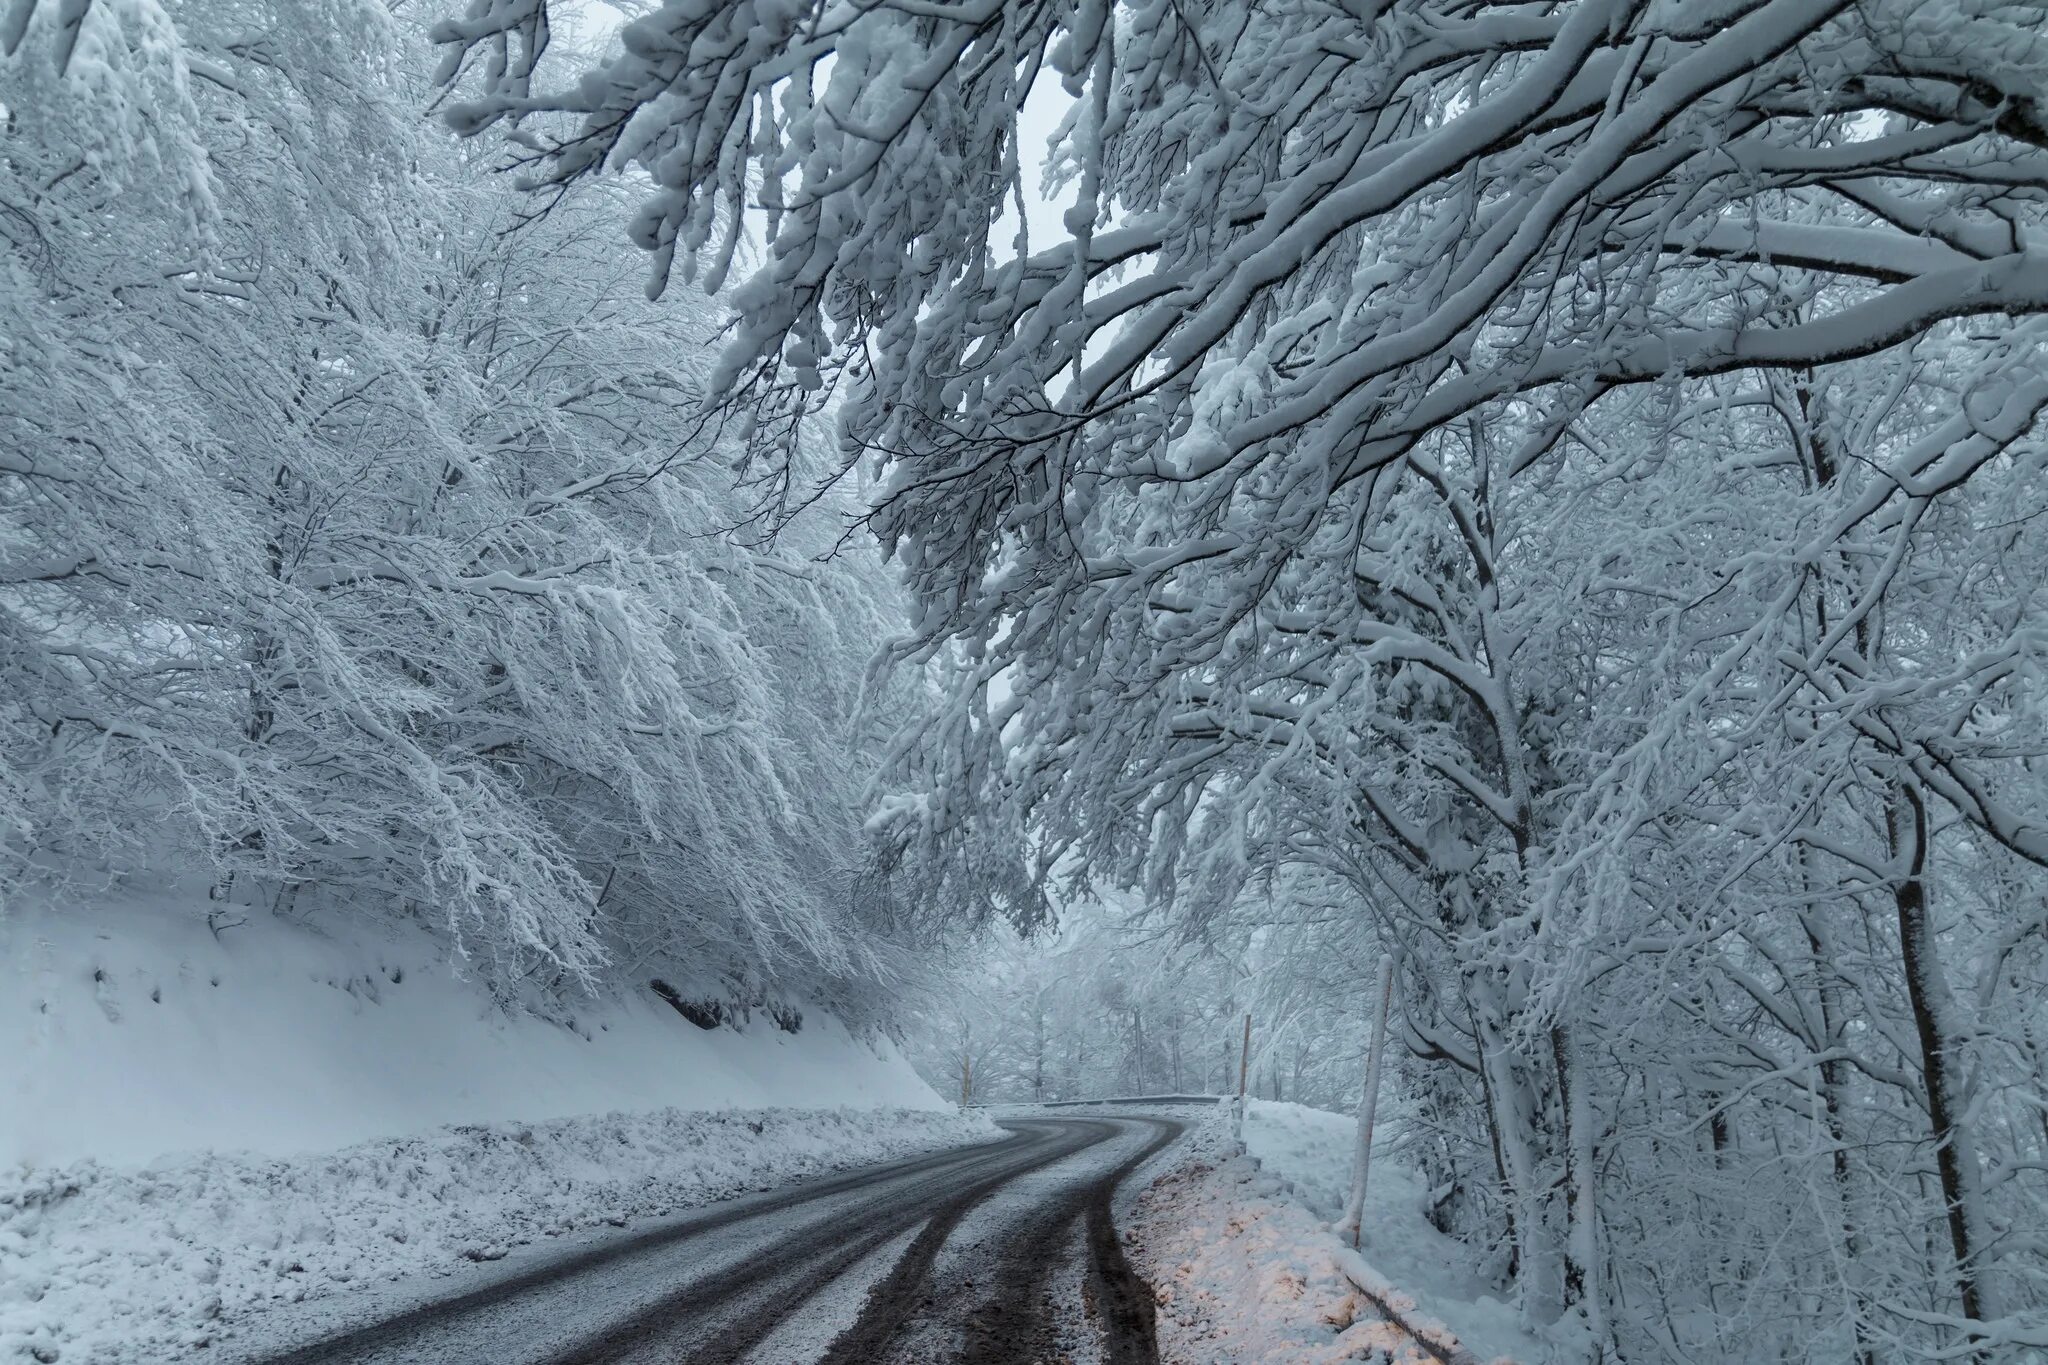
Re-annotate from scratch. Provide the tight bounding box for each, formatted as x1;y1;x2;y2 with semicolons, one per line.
0;900;996;1363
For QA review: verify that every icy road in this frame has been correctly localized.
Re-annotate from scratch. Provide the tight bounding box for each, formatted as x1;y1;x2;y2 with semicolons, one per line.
242;1113;1187;1365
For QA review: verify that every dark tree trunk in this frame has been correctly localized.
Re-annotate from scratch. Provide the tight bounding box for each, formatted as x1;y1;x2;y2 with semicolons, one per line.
1890;779;1989;1339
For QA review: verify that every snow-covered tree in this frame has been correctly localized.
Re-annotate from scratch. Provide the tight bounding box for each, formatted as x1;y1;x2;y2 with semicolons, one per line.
431;0;2048;1354
1;0;934;1020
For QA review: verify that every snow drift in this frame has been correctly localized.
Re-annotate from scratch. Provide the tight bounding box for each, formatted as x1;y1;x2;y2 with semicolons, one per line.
2;895;944;1170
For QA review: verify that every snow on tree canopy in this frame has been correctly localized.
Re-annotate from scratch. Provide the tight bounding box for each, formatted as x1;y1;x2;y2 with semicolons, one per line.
0;0;945;1024
432;0;2048;1357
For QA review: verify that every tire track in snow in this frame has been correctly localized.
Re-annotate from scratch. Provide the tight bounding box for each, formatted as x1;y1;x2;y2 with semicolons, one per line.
246;1133;1019;1363
243;1112;1190;1365
583;1118;1114;1365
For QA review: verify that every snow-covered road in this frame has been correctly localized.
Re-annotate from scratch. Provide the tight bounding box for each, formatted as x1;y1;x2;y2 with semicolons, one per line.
235;1114;1188;1365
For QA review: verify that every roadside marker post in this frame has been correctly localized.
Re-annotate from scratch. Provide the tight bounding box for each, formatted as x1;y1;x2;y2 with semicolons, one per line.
1341;957;1395;1248
1233;1012;1251;1150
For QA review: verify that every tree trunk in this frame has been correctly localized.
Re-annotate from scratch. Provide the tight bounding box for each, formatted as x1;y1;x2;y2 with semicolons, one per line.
1477;1003;1566;1326
1890;778;1996;1339
1799;896;1876;1365
1556;1028;1604;1347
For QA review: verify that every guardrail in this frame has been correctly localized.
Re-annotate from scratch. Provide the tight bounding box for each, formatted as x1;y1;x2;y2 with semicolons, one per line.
968;1094;1224;1109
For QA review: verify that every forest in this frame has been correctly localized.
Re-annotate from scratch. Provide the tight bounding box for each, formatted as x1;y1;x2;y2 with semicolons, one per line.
7;0;2048;1360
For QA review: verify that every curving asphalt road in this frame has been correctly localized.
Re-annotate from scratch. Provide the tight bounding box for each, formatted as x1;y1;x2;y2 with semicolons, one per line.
242;1114;1186;1365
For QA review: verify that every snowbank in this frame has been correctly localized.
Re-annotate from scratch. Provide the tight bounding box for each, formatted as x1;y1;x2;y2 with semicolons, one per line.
1137;1147;1439;1362
0;894;992;1362
0;1103;1001;1363
1129;1100;1541;1365
2;896;944;1169
1242;1100;1534;1364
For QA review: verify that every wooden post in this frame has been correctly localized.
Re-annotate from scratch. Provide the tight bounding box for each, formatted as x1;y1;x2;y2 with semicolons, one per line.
1341;958;1396;1248
1234;1012;1252;1148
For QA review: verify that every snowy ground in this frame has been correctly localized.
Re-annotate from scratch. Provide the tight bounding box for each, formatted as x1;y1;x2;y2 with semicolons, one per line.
1;896;986;1363
1;1103;1001;1364
1127;1100;1543;1365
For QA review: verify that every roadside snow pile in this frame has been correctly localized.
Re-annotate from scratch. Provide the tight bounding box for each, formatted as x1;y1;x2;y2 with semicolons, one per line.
1127;1101;1540;1365
0;1104;1000;1364
1135;1148;1439;1363
1241;1100;1528;1362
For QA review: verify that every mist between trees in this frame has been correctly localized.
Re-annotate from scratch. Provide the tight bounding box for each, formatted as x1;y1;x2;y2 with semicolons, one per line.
902;908;1391;1110
9;0;2048;1359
